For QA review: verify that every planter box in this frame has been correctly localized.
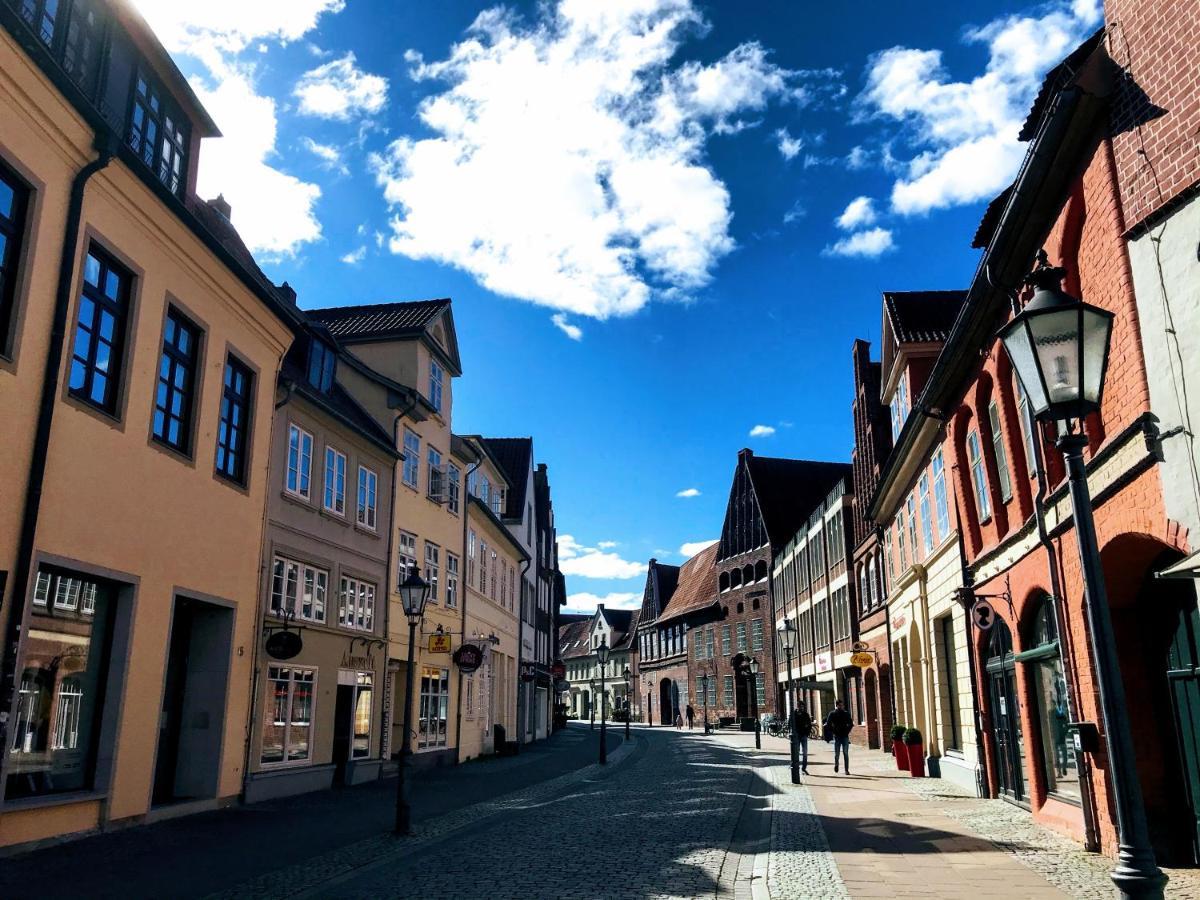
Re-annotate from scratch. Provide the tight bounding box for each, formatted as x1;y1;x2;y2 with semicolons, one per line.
907;744;926;777
893;740;909;771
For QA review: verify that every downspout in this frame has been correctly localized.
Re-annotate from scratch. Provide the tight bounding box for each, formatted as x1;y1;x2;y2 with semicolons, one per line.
0;135;115;754
382;398;417;764
949;477;988;798
453;456;481;764
516;555;532;747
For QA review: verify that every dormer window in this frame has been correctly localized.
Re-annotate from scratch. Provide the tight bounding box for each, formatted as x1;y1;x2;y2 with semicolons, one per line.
306;338;335;393
128;69;189;197
15;0;106;95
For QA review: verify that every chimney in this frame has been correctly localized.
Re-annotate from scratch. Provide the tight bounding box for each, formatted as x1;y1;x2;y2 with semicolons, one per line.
207;193;232;220
277;281;297;306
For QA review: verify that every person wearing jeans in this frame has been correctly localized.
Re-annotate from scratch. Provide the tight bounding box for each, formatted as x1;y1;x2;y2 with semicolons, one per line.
825;699;854;774
790;704;813;775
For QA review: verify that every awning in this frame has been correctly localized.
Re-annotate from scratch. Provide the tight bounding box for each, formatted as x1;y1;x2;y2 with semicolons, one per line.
1156;550;1200;580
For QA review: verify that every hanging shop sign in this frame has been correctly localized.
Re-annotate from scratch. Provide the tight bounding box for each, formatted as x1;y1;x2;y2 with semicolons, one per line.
554;679;570;695
428;633;452;653
971;600;996;631
453;644;483;673
551;660;566;679
265;630;303;660
850;652;874;669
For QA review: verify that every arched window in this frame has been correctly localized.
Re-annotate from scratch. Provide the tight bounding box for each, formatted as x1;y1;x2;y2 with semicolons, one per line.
754;560;768;583
1022;596;1079;801
731;569;742;589
720;571;730;592
742;564;754;585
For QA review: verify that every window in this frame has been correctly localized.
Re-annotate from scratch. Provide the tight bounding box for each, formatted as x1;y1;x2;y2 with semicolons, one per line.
425;542;440;602
479;474;490;505
735;622;747;653
0;159;30;353
128;69;188;195
418;666;450;749
215;355;253;484
723;675;734;708
402;429;420;488
890;374;908;441
1027;597;1080;800
18;0;60;46
706;626;715;661
446;553;459;608
918;473;934;554
286;424;313;499
751;618;764;651
988;401;1013;502
70;247;130;413
271;557;327;623
338;577;375;632
489;549;498;599
937;615;961;750
967;429;991;521
262;666;315;764
428;447;443;500
357;466;377;529
755;673;766;706
398;531;417;584
352;672;373;759
479;540;489;596
492;487;504;516
447;464;461;514
306;338;335;393
1016;379;1039;476
323;446;346;515
8;567;115;799
429;359;443;413
467;530;477;587
59;0;103;92
932;449;950;539
906;494;919;561
708;676;717;707
721;625;731;656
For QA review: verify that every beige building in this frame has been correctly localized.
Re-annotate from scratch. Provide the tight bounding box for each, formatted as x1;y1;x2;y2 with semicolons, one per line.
0;2;298;848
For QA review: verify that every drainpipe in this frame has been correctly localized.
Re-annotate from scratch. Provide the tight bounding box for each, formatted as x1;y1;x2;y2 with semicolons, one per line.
949;479;988;799
515;556;531;746
453;456;481;764
382;400;417;765
0;135;115;755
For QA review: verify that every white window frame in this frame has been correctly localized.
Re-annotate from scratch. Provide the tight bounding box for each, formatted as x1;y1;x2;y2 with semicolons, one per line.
338;576;376;632
430;359;443;414
447;463;461;514
357;465;378;530
286;423;313;500
425;542;440;603
967;429;992;521
271;556;328;623
918;472;934;552
988;400;1014;503
428;446;443;500
323;446;347;516
398;531;418;586
932;449;950;538
1017;379;1039;476
403;429;420;488
446;553;460;608
263;665;317;766
418;666;450;750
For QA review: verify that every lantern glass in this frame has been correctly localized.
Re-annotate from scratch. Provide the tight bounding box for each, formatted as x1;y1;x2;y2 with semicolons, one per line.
597;639;610;666
749;657;759;675
398;566;430;623
779;619;797;653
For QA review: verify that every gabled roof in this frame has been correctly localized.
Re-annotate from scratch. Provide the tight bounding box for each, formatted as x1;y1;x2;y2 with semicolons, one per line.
558;619;593;659
598;607;634;635
659;542;721;624
610;609;640;651
481;438;533;520
1019;28;1106;142
638;558;681;626
746;455;852;551
883;291;968;345
307;299;463;375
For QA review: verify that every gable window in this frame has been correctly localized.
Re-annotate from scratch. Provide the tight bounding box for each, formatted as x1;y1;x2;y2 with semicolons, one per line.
427;446;443;500
1016;380;1039;476
402;429;420;488
492;486;505;516
271;556;327;623
0;159;30;354
286;424;313;499
128;69;188;196
306;338;335;393
425;542;440;602
932;449;950;539
988;400;1014;502
215;355;253;484
967;429;991;521
446;553;459;608
429;359;443;413
357;465;377;529
323;446;346;515
397;531;417;584
338;576;375;632
447;463;461;514
69;247;131;414
152;307;200;454
918;473;934;553
59;0;103;92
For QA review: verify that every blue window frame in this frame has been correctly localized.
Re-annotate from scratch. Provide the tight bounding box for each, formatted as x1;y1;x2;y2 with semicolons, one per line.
69;246;130;413
215;355;252;484
152;307;200;453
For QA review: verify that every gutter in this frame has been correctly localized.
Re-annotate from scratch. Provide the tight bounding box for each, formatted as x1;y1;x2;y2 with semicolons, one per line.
453;456;482;765
0;134;116;752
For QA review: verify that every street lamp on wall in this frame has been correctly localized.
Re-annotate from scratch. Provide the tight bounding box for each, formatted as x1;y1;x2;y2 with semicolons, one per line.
394;566;431;835
998;254;1164;900
597;639;610;764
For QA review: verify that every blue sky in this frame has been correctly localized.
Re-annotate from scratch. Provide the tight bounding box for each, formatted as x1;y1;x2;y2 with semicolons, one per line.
134;0;1101;612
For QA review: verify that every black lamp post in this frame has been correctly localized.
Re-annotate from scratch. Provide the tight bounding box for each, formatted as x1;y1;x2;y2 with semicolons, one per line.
394;565;431;835
623;665;632;740
780;619;800;784
700;671;710;734
597;639;610;764
748;657;761;750
998;255;1165;900
589;677;595;730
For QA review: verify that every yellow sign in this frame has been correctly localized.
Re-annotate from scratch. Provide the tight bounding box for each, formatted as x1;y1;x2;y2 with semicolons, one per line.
428;634;452;653
850;651;874;669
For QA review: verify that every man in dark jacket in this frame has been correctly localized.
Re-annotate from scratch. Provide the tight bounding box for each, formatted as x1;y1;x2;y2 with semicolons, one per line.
790;704;813;774
824;699;854;774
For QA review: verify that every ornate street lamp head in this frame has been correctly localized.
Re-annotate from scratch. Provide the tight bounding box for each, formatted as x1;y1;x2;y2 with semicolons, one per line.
623;665;631;684
749;657;760;675
597;638;610;666
398;565;431;625
779;618;797;653
998;251;1114;425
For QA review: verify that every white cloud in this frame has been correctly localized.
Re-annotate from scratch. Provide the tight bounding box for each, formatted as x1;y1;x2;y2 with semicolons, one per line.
783;201;805;225
597;541;619;549
131;2;341;258
824;227;896;258
676;487;701;498
558;535;645;580
679;539;717;558
300;137;349;175
836;196;877;230
775;127;803;160
295;52;388;120
858;0;1100;215
845;145;870;169
340;246;367;265
749;424;776;438
566;592;641;613
551;313;583;341
372;1;830;321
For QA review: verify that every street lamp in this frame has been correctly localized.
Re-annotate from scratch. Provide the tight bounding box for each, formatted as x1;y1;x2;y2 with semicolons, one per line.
588;677;595;730
780;619;800;784
394;565;431;835
748;657;761;750
597;639;611;764
700;670;710;734
623;665;632;740
998;255;1165;900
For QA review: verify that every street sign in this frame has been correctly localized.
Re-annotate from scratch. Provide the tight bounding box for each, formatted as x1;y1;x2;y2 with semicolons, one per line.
428;633;452;653
972;599;997;631
850;651;873;668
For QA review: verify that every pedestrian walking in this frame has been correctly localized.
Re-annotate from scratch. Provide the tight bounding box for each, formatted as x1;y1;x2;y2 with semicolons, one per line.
824;699;854;774
674;710;683;729
685;704;695;730
790;703;813;774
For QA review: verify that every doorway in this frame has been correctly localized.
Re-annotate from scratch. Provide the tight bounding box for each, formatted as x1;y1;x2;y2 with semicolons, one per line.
659;678;674;725
332;684;354;786
1167;599;1200;863
153;597;232;806
985;620;1024;803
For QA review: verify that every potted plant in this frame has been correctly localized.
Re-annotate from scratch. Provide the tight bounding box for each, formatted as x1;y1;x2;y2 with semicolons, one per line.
904;728;925;777
890;724;909;770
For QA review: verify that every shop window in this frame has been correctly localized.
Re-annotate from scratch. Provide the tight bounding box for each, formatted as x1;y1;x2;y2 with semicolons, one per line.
418;666;450;749
352;672;372;759
262;666;315;764
1021;597;1080;801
